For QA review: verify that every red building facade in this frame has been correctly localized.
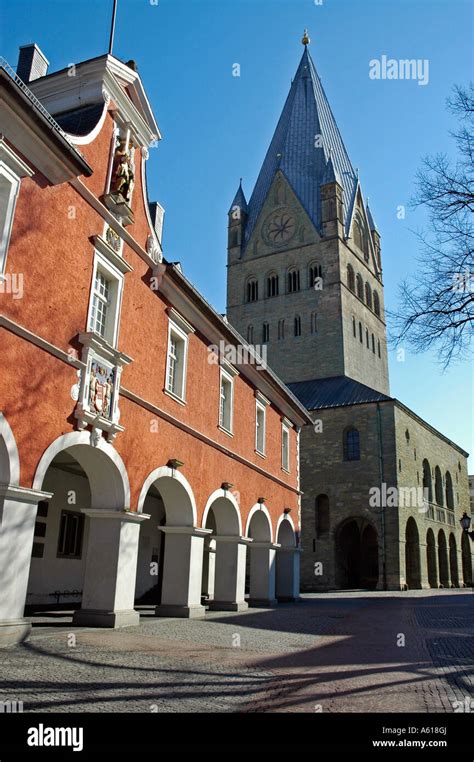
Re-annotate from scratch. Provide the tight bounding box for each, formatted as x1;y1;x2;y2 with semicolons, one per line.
0;47;311;647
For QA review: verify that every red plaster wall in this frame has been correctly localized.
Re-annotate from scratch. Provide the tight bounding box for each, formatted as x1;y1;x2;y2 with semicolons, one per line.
0;99;300;537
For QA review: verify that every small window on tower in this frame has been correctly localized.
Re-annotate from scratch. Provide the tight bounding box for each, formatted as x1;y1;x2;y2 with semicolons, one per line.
262;322;270;343
294;315;301;337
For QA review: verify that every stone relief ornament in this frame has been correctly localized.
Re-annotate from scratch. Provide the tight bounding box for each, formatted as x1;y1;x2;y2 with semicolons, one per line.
146;234;162;263
88;360;114;419
106;225;122;253
110;136;135;203
90;426;103;448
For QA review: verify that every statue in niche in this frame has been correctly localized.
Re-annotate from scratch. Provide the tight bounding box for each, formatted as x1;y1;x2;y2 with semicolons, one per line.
111;136;134;203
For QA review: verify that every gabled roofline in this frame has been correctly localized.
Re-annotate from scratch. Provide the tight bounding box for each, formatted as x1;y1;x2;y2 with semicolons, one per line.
29;54;161;147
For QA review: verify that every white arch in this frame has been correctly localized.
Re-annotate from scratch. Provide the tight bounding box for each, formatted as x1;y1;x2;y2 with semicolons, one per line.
276;513;297;547
202;488;242;536
137;465;197;526
32;431;130;510
0;413;20;486
245;503;273;542
66;100;108;146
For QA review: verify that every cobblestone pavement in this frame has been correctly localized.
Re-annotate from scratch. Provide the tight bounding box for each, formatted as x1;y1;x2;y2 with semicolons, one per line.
0;590;472;713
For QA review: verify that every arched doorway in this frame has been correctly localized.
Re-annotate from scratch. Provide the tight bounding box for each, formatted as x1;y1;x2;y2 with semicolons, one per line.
437;529;449;587
461;532;473;587
275;516;299;601
203;490;248;611
449;533;459;587
335;518;378;590
246;504;276;607
361;524;379;588
137;467;206;618
31;432;137;628
426;528;438;588
405;518;421;589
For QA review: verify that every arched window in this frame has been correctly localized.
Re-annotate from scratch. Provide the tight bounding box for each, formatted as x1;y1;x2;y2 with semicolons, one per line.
377;338;381;357
373;290;380;316
356;273;364;300
266;272;279;298
278;318;285;340
359;322;363;343
311;311;318;334
354;214;369;260
422;459;433;503
262;322;270;343
352;316;356;337
445;471;454;510
365;327;369;348
294;315;301;337
246;278;258;303
365;282;372;309
309;262;322;289
288;268;300;293
344;427;360;461
247;325;254;343
315;494;330;537
435;466;443;506
347;264;355;292
372;334;375;353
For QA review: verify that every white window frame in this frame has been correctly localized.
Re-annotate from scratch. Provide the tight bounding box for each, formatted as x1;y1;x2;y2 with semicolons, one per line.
255;400;266;456
165;320;189;403
282;423;290;472
218;367;234;435
0;140;33;276
86;252;124;347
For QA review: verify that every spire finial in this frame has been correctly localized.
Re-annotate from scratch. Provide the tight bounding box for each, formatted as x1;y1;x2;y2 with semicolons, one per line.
302;29;310;46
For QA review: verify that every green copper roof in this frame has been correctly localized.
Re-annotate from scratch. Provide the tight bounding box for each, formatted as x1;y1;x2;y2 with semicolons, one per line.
243;46;358;247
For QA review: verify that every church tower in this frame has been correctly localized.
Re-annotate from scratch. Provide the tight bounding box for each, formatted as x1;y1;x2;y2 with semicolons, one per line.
226;33;389;396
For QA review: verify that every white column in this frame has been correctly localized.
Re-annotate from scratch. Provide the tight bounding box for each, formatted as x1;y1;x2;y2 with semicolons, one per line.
201;536;216;602
73;509;149;628
276;547;301;602
248;541;278;607
155;526;211;619
209;536;250;612
0;485;52;647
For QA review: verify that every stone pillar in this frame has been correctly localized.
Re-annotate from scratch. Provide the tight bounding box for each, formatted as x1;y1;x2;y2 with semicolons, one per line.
208;536;250;612
248;542;278;607
276;547;301;602
73;509;149;628
155;526;211;618
0;485;52;648
201;536;216;602
419;538;430;589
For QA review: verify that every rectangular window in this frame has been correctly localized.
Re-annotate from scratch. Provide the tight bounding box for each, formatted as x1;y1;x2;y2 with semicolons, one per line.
165;323;188;401
89;270;111;338
256;401;266;455
0;166;20;274
57;510;85;559
219;370;233;433
282;424;290;471
87;255;123;346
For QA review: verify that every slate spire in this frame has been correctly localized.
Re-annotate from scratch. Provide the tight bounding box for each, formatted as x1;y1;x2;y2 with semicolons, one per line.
242;43;358;247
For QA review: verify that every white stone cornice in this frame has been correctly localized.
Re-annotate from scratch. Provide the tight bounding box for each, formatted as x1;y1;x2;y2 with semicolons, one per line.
92;235;133;274
159;526;213;537
0;484;53;504
79;509;150;523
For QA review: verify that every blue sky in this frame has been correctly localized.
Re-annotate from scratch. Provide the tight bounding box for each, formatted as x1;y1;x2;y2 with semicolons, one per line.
1;0;473;467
